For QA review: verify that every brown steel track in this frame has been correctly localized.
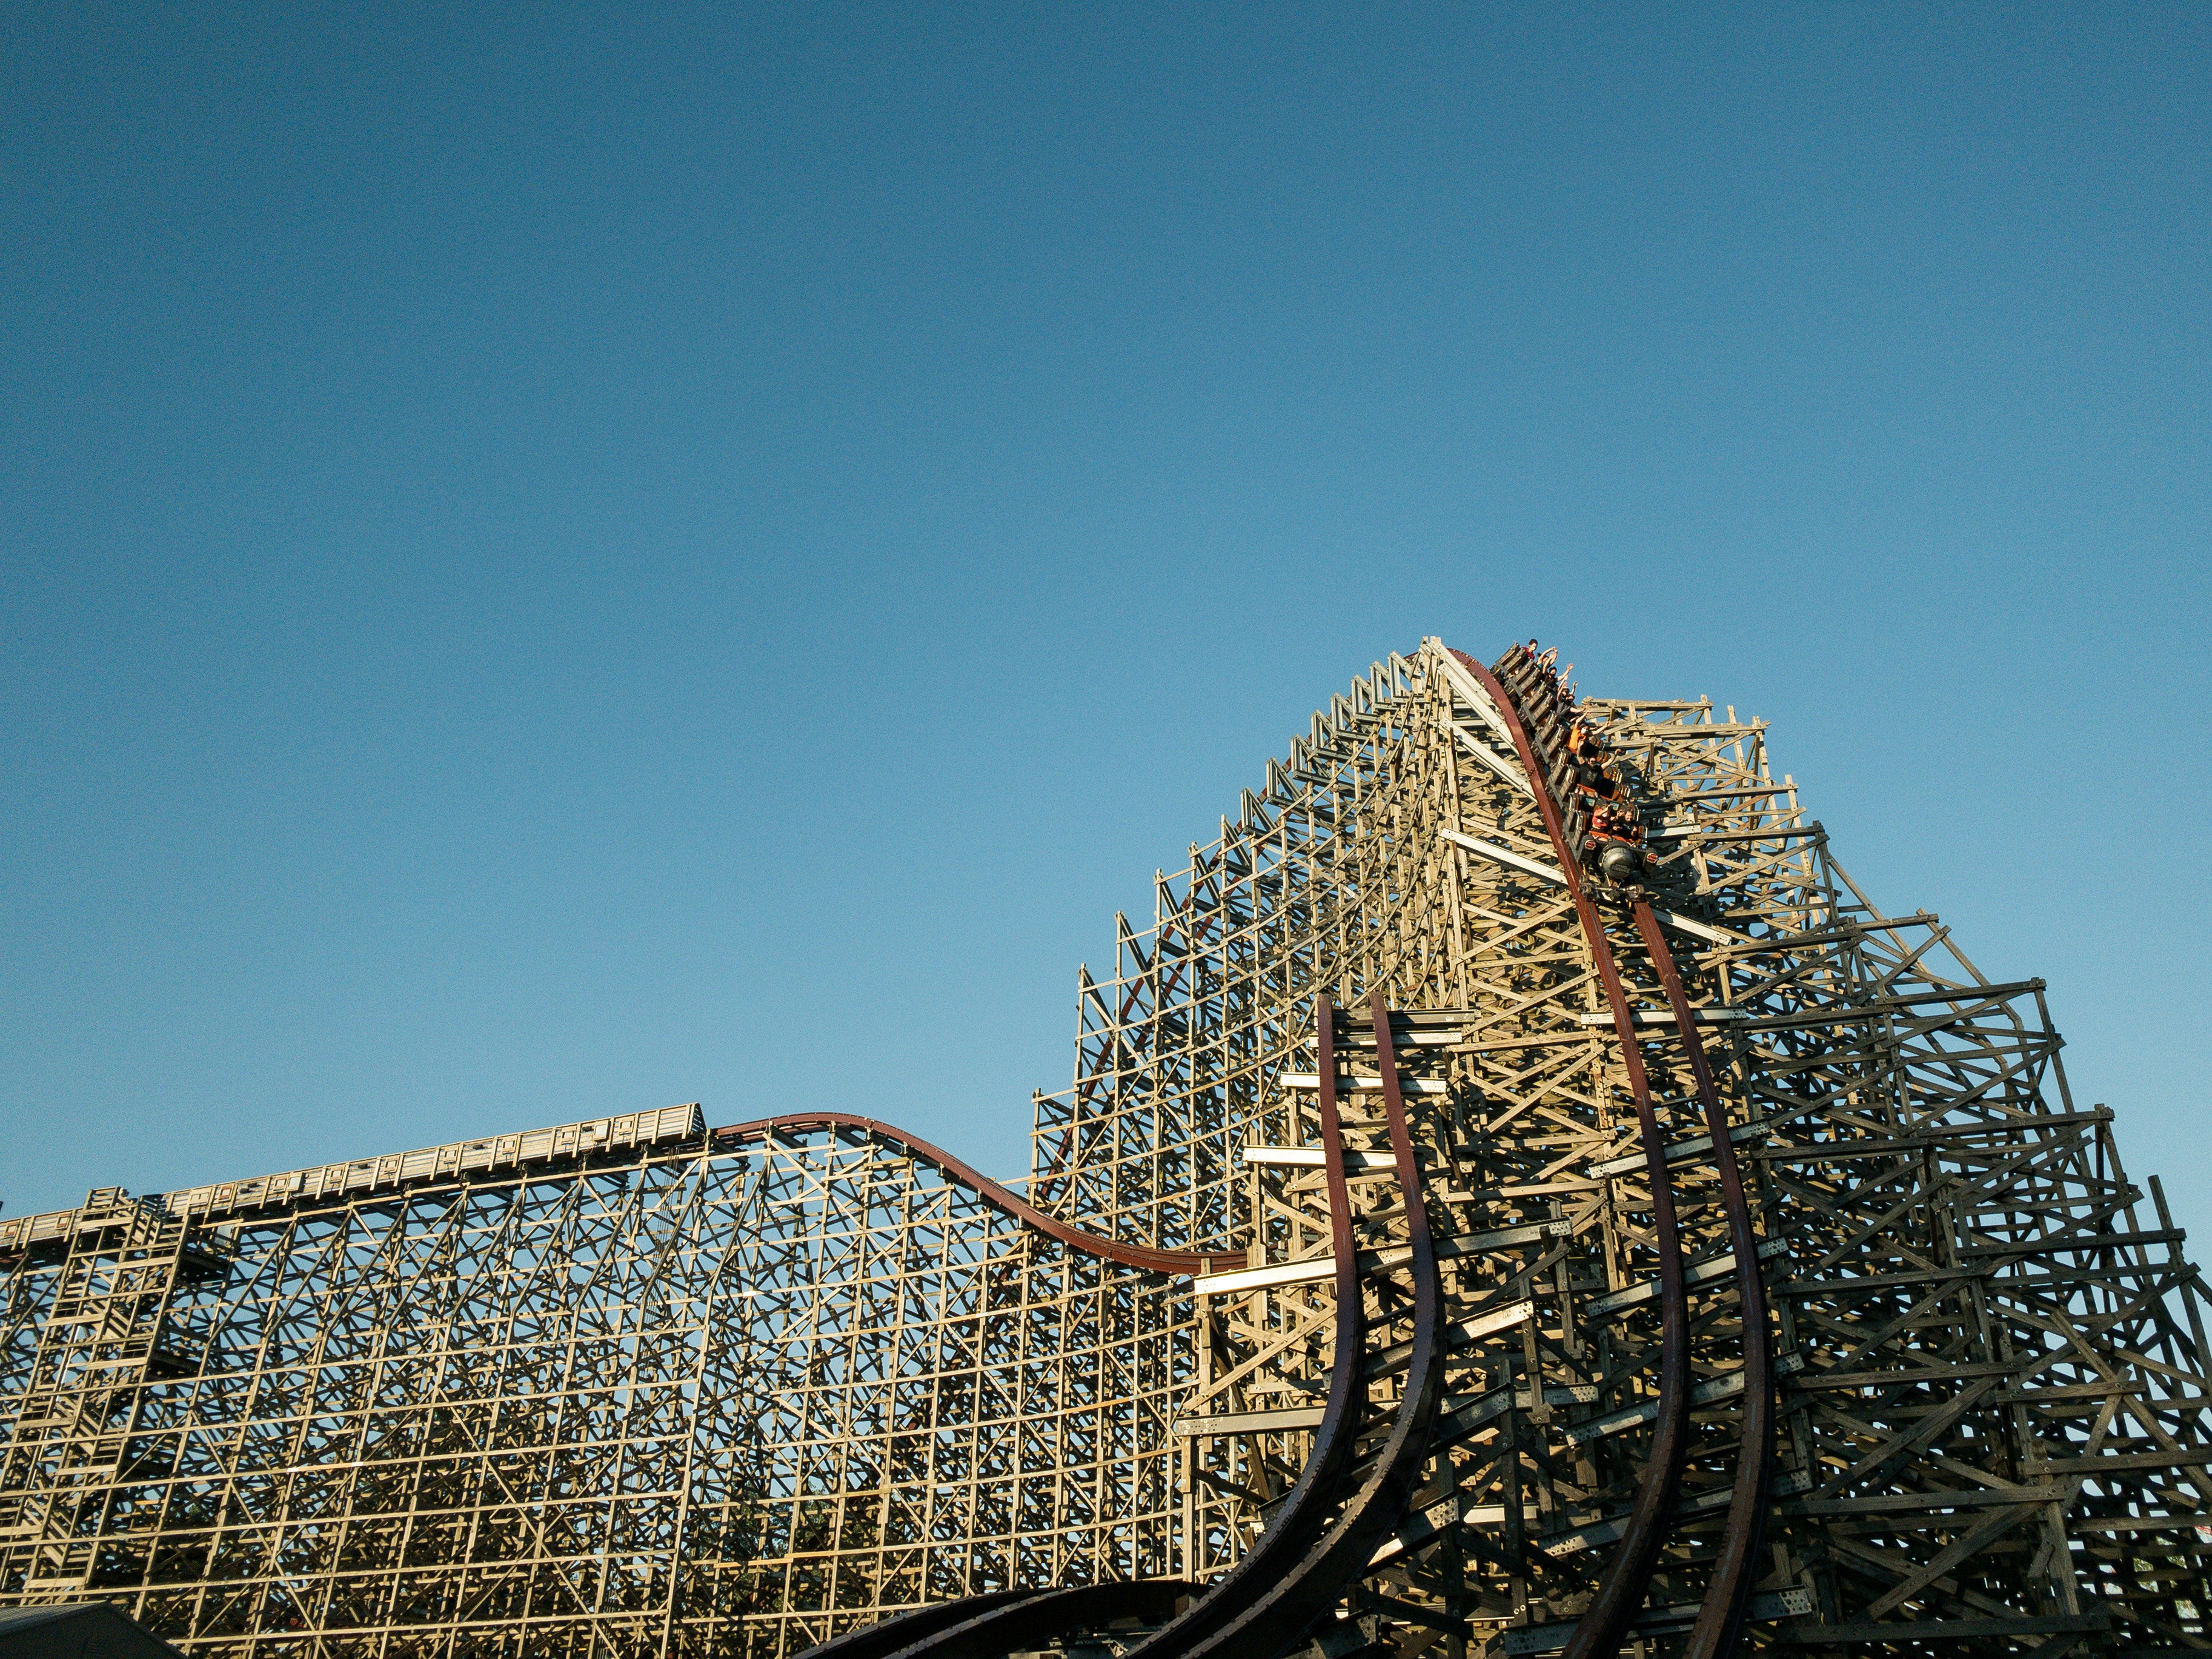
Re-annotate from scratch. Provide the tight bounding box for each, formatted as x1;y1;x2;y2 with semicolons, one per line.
799;991;1444;1659
794;1591;1045;1659
793;996;1371;1659
1106;992;1372;1658
1629;902;1775;1659
1120;990;1444;1659
1454;648;1693;1659
712;1111;1240;1277
875;1581;1196;1659
1483;642;1776;1659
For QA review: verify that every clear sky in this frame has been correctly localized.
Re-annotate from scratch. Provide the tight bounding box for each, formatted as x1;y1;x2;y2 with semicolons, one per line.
4;8;2207;1237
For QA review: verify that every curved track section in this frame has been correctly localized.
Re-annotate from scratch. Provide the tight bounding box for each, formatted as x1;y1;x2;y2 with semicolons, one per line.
713;1110;1238;1277
1486;642;1778;1659
1108;993;1371;1658
1126;991;1444;1659
799;992;1444;1659
795;1591;1045;1659
878;1582;1197;1659
794;997;1367;1659
1453;646;1694;1659
1629;868;1776;1659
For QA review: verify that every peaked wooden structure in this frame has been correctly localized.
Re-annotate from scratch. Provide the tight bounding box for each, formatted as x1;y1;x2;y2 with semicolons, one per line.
2;638;2205;1659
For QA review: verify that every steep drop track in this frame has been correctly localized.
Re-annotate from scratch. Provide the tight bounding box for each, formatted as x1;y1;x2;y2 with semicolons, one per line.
788;642;1769;1659
796;993;1444;1659
1125;992;1445;1659
1448;648;1693;1659
1483;643;1775;1659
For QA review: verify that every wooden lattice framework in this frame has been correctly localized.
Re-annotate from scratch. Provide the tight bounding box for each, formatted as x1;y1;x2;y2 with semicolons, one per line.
2;636;2205;1658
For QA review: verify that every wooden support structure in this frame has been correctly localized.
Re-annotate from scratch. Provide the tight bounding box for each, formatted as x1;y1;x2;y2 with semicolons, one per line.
1;637;2207;1659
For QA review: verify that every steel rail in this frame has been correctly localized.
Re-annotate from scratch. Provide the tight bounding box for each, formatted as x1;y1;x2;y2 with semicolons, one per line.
1484;642;1775;1657
1134;990;1445;1659
1631;897;1775;1659
875;1581;1196;1659
792;1591;1045;1659
797;996;1366;1659
712;1111;1238;1277
1110;993;1371;1657
1453;647;1691;1659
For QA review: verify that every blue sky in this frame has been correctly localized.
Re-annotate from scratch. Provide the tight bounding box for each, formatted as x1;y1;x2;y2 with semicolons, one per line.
4;7;2207;1234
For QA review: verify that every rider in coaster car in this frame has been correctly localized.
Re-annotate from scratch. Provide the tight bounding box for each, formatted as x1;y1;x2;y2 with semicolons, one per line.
1578;760;1622;802
1585;797;1650;884
1594;800;1644;843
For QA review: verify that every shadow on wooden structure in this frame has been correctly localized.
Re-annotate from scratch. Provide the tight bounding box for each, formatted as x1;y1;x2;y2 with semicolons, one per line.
3;638;2209;1659
0;1603;187;1658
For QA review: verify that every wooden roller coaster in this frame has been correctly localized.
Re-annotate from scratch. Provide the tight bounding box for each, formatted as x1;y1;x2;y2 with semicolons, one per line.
2;637;2208;1659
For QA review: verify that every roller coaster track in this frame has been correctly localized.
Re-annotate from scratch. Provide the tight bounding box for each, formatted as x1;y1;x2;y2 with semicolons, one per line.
711;1110;1241;1278
1133;992;1443;1659
799;991;1444;1659
795;1590;1050;1659
18;633;2205;1658
1449;648;1693;1659
799;651;1754;1659
1632;905;1775;1659
1479;643;1776;1659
